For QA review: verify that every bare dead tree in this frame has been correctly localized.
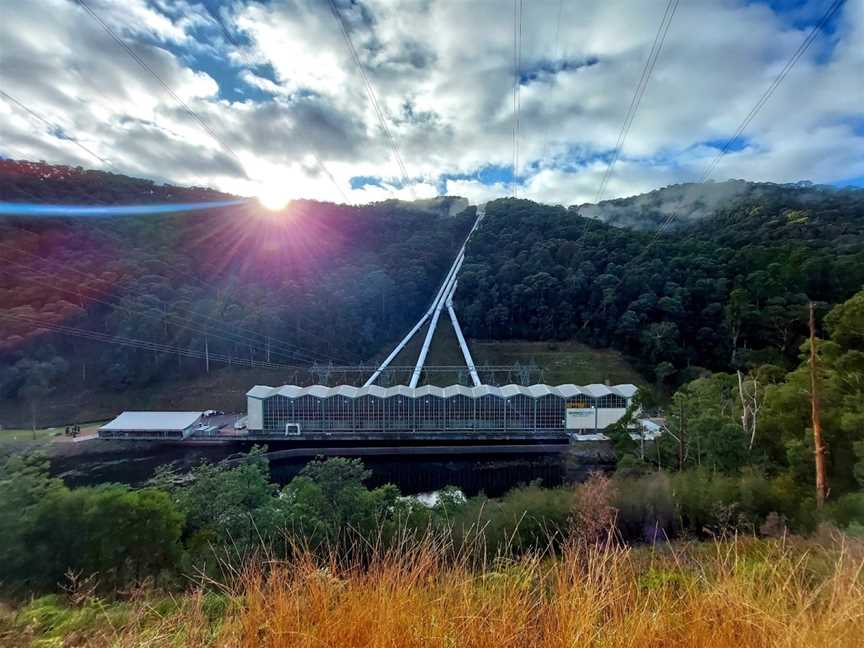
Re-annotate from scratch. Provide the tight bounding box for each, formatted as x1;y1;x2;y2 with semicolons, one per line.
737;370;766;452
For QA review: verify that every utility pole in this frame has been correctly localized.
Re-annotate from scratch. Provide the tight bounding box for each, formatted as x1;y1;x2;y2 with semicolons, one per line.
809;302;827;508
204;333;210;374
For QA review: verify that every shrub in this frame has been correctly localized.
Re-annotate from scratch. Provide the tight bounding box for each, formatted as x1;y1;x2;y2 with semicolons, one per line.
825;492;864;530
570;472;618;545
613;471;675;542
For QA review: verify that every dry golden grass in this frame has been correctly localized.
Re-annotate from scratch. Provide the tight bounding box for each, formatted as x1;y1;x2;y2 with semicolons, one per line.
216;537;863;648
5;536;863;648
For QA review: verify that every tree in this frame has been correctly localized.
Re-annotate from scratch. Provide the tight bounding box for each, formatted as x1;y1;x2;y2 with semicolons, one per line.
725;289;756;367
0;455;183;589
13;357;68;434
173;446;280;555
281;458;401;541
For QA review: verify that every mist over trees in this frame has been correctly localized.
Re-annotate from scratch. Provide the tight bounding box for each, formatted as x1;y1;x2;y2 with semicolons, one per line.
457;186;864;384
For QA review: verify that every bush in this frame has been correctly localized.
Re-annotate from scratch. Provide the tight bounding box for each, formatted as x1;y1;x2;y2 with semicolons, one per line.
613;472;675;542
571;473;617;545
452;483;574;555
825;492;864;530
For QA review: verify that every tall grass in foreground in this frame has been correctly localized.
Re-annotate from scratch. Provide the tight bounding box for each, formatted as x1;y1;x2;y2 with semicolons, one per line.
4;536;863;647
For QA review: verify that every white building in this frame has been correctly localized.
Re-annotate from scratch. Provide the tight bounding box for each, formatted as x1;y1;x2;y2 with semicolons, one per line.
98;411;204;440
246;383;637;436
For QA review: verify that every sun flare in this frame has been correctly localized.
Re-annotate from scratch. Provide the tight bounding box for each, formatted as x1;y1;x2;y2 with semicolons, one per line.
257;185;292;211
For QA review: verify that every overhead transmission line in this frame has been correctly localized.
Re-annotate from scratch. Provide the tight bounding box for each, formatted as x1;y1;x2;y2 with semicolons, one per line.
0;248;342;365
643;0;846;249
0;218;357;361
512;0;524;198
0;90;110;166
593;0;678;204
327;0;416;199
696;0;846;184
578;0;845;331
59;1;348;206
0;311;297;371
554;0;564;60
75;0;245;168
38;218;356;358
306;151;350;203
198;4;350;203
569;0;677;256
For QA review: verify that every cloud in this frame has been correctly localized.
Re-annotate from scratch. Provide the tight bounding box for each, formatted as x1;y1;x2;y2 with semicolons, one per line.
0;0;861;206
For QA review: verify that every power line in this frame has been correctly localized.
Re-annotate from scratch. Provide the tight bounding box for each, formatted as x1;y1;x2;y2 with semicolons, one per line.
307;149;350;204
594;0;678;204
77;0;348;205
554;0;564;61
578;0;843;332
75;0;246;170
640;0;846;253
22;215;357;359
0;251;339;365
0;90;110;165
0;311;296;371
565;1;677;266
512;0;524;197
697;0;845;184
327;0;415;199
0;219;357;362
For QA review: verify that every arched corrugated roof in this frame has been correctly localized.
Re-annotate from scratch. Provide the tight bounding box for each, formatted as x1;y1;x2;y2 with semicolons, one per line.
247;383;638;400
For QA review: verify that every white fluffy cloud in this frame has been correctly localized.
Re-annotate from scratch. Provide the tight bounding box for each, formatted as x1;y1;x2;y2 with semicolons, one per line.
1;0;861;205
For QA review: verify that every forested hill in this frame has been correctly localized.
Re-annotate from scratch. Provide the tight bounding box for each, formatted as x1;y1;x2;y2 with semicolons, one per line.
576;179;859;231
0;159;235;204
0;176;475;408
457;190;864;383
2;158;863;418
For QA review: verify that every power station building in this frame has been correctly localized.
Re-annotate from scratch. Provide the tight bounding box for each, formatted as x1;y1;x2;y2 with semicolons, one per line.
245;384;637;436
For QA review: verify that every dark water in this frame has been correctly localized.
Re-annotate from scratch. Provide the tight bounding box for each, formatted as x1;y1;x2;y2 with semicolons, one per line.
48;441;601;497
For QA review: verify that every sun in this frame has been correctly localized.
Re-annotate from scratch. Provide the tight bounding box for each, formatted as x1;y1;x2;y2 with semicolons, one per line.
257;185;292;211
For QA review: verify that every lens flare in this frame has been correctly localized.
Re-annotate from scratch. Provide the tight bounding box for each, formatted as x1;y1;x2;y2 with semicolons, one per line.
257;185;292;211
0;199;247;216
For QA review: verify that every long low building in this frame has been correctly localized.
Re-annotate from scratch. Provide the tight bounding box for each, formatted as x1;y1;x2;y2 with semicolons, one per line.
99;411;204;440
246;384;637;436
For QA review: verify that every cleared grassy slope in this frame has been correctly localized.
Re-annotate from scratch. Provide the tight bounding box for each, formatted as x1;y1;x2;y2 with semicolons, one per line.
381;316;645;387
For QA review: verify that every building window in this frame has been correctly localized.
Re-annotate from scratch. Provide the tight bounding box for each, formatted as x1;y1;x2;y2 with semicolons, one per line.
505;395;534;431
323;396;353;430
596;394;627;409
446;395;475;430
535;395;565;429
476;395;505;430
356;396;384;430
416;396;445;430
384;396;411;431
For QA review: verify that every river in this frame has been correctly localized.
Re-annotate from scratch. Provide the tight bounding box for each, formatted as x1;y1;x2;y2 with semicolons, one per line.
48;439;614;496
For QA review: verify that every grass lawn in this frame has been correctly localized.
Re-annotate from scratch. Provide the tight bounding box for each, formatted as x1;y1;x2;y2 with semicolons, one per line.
0;425;57;452
0;420;110;451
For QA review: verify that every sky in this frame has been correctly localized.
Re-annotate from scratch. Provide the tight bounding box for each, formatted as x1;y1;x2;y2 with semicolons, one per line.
1;0;862;206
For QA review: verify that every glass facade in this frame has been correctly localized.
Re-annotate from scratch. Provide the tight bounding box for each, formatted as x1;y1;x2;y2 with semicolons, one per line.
256;384;634;435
